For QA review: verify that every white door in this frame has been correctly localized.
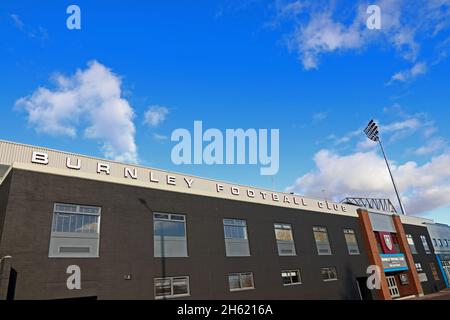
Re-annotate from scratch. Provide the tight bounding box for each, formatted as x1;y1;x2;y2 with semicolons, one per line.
386;276;400;299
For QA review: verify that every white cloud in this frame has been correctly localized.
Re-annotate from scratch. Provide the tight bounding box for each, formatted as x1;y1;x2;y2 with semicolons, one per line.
389;62;428;84
10;13;48;40
415;138;447;155
278;0;450;77
15;61;138;163
329;113;436;147
286;149;450;216
287;9;364;70
143;106;169;127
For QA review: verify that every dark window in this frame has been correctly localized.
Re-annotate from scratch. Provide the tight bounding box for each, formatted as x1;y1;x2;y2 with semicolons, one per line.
321;267;338;282
282;270;302;286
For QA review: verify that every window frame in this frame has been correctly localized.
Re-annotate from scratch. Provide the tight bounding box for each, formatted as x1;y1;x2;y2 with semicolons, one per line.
406;234;418;254
420;235;431;254
313;226;332;256
228;272;255;292
274;223;295;242
281;270;302;286
154;276;190;300
223;219;248;240
51;203;101;235
321;267;338;282
343;229;360;255
415;263;423;272
153;212;187;238
49;203;102;259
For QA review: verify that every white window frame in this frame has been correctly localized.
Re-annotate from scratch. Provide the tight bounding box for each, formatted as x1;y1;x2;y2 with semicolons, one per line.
52;203;101;234
281;270;302;286
415;263;423;272
228;272;255;292
313;226;332;256
49;203;101;258
420;235;431;254
274;223;297;256
223;219;248;240
153;213;187;237
406;234;418;254
154;276;190;300
153;212;188;258
343;229;360;255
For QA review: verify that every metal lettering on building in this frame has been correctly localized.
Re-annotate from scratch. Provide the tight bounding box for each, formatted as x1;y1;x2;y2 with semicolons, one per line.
0;141;355;215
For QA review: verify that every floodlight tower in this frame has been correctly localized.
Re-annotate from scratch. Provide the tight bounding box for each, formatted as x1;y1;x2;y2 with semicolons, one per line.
364;120;407;216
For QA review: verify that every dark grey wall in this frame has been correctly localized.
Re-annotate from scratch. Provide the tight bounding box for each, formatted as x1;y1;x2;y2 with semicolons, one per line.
403;224;446;294
0;172;12;245
1;169;371;300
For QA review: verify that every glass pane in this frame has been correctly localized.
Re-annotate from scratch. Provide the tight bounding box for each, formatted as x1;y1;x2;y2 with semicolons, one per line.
75;214;83;232
275;228;293;241
291;272;300;283
55;204;77;213
69;214;76;232
345;233;357;245
171;215;185;221
62;214;70;232
79;206;100;214
154;213;169;220
56;214;64;232
228;275;241;290
154;221;185;237
172;278;188;295
52;215;58;232
81;215;93;233
282;274;292;285
314;231;328;243
155;279;172;297
224;219;246;227
241;273;254;288
90;216;99;233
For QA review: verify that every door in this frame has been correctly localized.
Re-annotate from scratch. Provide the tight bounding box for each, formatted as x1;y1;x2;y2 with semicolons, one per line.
356;277;374;300
386;276;400;299
442;261;450;285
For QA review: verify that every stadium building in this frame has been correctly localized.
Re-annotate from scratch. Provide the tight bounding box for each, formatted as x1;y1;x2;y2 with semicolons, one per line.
0;140;448;300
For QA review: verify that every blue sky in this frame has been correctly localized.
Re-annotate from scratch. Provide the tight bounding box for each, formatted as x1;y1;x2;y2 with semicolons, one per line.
1;1;450;223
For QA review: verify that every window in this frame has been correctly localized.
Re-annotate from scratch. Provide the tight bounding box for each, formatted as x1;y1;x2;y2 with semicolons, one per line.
49;203;101;258
438;239;443;247
154;213;187;258
274;223;296;256
344;229;360;255
223;219;250;257
445;239;449;247
154;276;190;299
224;219;248;239
430;263;440;281
282;270;302;286
313;227;332;255
52;204;100;234
433;238;438;247
228;272;254;292
415;263;423;272
406;234;418;254
420;235;431;254
321;267;338;282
